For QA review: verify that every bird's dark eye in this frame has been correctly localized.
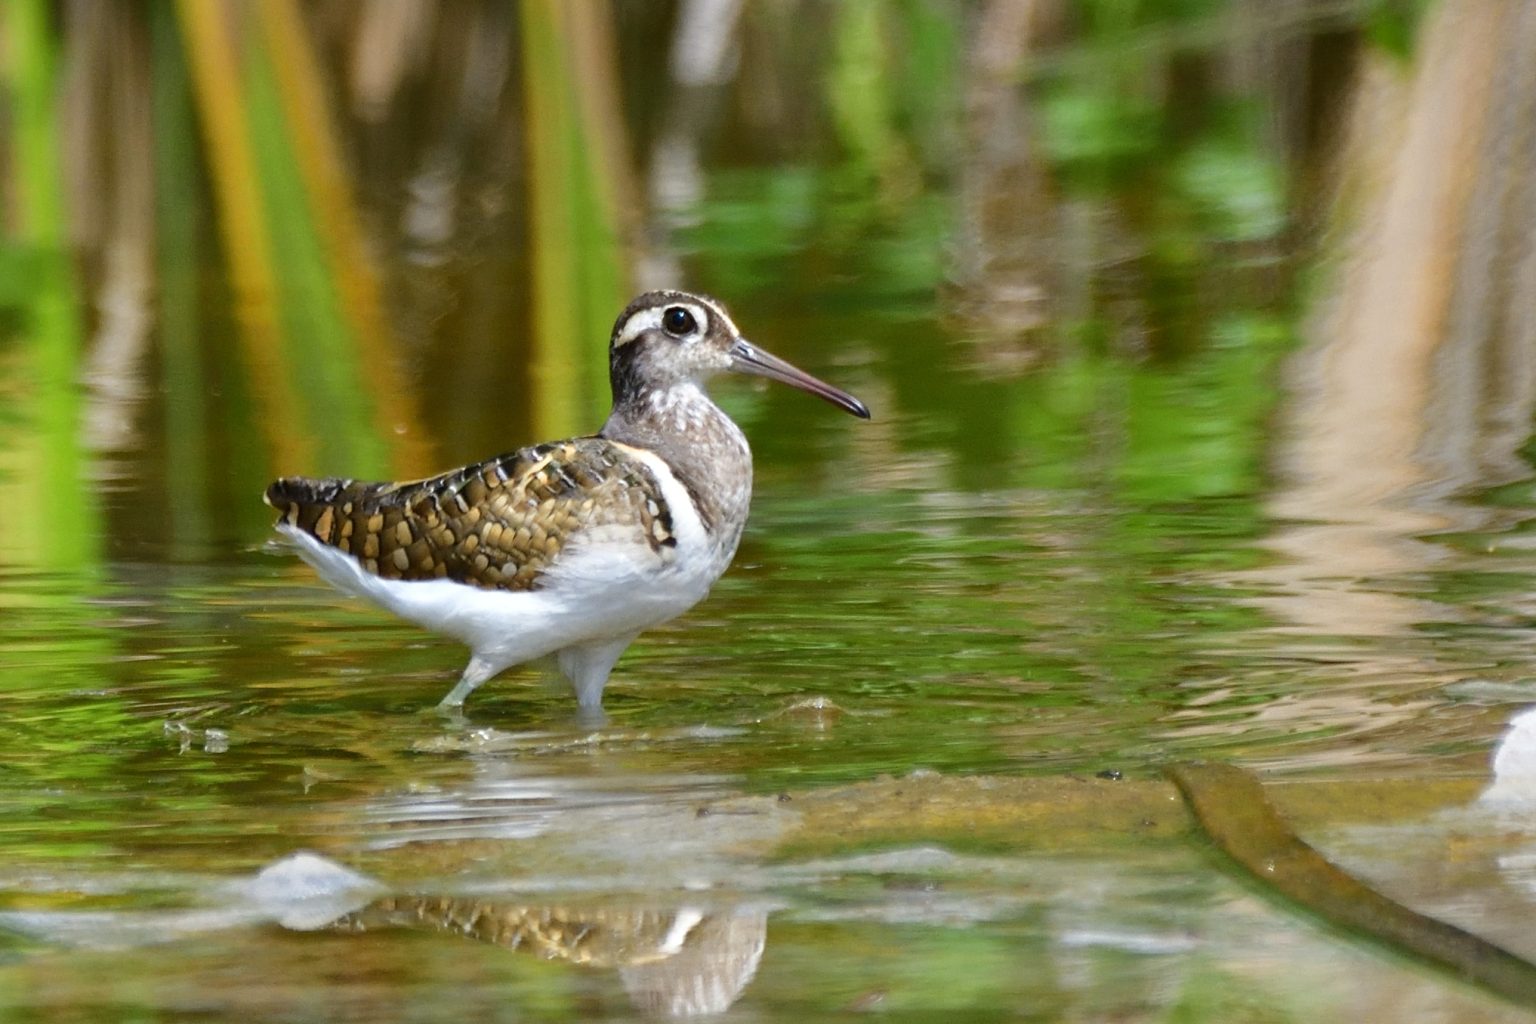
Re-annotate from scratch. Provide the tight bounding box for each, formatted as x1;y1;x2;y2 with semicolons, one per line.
662;306;697;337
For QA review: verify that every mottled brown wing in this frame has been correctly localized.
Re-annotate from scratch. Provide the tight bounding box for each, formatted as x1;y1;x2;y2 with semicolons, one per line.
264;438;677;591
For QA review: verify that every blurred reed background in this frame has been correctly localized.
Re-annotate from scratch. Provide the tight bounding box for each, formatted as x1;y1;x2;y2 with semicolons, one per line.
2;0;1533;632
10;10;1536;1018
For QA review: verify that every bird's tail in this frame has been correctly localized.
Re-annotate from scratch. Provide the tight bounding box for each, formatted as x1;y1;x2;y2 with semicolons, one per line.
264;476;376;552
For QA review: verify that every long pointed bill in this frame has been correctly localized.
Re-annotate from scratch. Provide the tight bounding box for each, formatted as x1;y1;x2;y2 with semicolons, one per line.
728;339;871;419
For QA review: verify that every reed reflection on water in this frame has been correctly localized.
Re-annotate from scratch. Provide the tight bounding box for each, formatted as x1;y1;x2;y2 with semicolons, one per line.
6;1;1536;1019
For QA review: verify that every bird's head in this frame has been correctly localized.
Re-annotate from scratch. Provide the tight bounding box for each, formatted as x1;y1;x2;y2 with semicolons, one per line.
608;290;870;419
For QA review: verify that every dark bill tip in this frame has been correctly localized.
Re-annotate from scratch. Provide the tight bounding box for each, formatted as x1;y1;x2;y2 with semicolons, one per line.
729;339;871;420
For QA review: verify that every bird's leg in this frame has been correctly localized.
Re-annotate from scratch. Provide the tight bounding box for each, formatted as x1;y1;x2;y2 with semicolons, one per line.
439;655;499;708
556;634;638;713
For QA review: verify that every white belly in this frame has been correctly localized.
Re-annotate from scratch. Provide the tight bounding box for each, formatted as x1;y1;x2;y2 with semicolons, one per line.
272;443;741;676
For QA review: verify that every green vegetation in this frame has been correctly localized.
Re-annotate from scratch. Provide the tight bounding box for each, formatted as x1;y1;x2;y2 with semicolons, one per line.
0;0;94;568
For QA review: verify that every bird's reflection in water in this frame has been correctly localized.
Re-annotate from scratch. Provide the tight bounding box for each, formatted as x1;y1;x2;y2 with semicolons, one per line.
330;896;767;1017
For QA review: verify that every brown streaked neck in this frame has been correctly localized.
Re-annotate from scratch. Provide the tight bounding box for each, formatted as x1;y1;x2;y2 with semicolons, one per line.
599;382;752;538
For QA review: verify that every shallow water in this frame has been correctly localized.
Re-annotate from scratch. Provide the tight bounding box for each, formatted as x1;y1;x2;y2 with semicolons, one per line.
7;2;1536;1020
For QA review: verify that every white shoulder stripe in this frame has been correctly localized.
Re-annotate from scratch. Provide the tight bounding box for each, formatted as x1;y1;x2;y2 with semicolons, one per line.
606;440;709;551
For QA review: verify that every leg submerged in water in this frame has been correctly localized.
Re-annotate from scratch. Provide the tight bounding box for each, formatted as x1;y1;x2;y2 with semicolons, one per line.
557;634;639;712
439;655;500;708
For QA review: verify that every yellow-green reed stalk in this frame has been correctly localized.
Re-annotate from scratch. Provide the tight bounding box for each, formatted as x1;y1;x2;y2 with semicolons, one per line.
257;0;435;480
239;13;389;480
521;0;631;439
1;0;96;569
152;0;212;554
175;0;312;476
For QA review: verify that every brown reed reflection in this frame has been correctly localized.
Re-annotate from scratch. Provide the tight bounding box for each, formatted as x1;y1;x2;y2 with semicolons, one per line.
1258;0;1536;639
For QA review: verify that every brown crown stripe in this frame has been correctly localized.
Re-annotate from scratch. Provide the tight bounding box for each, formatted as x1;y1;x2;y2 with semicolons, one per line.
264;439;679;592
